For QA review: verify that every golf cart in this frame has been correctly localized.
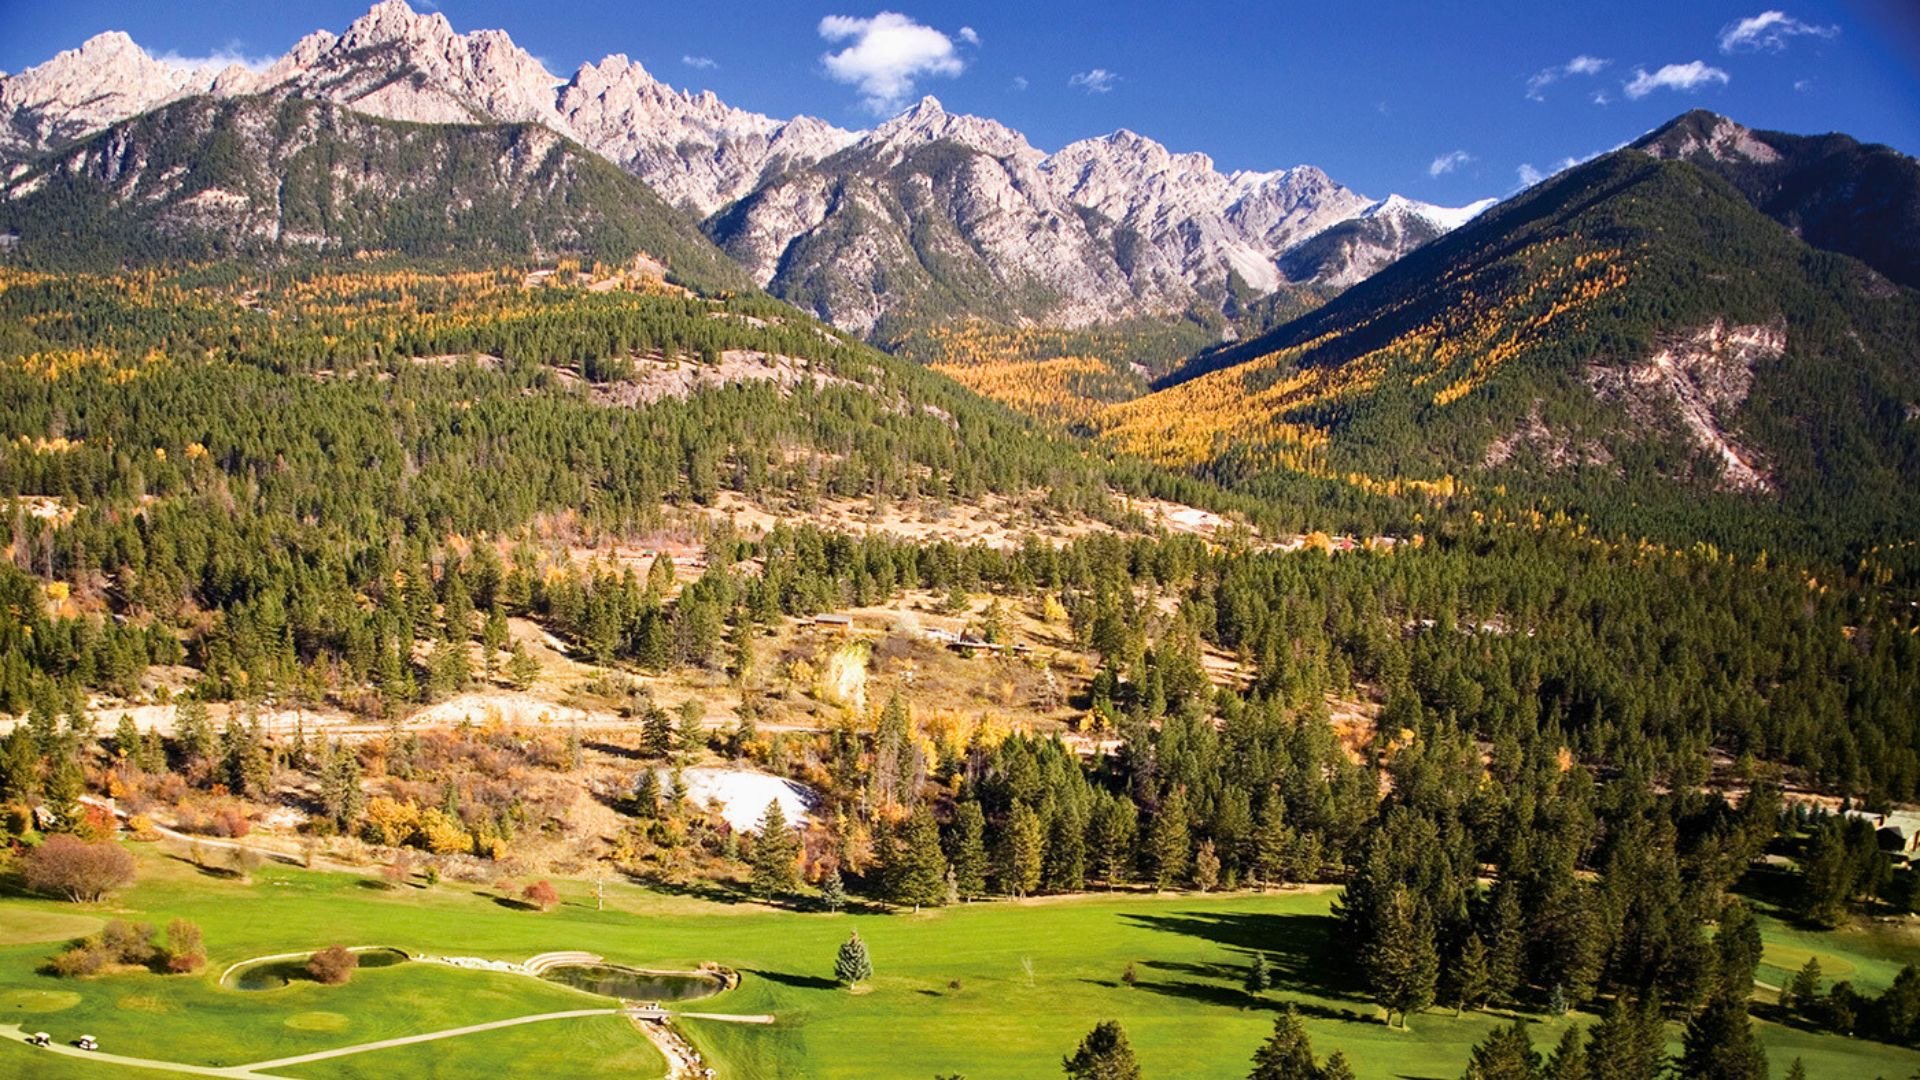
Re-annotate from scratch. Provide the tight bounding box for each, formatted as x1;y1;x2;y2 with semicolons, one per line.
76;1034;98;1051
25;1032;50;1047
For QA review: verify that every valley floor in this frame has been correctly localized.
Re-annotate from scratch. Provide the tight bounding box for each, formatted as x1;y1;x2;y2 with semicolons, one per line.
1;843;1914;1079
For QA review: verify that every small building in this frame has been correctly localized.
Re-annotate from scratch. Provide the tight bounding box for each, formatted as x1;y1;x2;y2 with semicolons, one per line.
1845;809;1920;859
809;613;853;634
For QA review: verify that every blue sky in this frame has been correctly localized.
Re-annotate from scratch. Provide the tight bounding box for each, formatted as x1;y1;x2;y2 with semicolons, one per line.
4;1;1917;205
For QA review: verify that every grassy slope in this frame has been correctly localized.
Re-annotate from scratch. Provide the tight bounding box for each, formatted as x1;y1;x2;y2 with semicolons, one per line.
1;844;1915;1079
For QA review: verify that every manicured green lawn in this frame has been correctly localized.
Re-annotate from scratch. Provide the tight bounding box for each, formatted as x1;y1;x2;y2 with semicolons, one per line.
1;843;1915;1079
280;1014;668;1079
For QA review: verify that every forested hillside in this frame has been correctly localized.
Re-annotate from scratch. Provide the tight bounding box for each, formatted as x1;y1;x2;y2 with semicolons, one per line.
0;94;749;291
1633;109;1920;291
1120;150;1920;558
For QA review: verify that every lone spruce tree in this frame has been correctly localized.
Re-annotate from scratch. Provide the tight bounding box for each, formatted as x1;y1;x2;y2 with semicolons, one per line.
1247;1006;1316;1079
835;929;872;988
1243;953;1271;997
1062;1020;1142;1080
751;800;800;900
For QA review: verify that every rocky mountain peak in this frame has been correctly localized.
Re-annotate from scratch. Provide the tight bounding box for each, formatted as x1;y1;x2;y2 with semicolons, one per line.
1635;110;1781;166
339;0;456;51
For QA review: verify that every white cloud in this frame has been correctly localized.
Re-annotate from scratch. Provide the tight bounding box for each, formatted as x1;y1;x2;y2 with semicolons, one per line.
1526;54;1611;101
1794;77;1814;92
1010;75;1029;91
682;55;718;70
1069;68;1119;93
1429;150;1474;177
156;40;276;73
1517;163;1547;188
1592;90;1612;106
1719;11;1838;53
819;11;966;114
959;26;980;45
1623;61;1731;99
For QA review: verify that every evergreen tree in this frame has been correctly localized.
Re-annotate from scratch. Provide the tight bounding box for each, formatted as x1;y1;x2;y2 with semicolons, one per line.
1318;1052;1356;1080
949;800;989;899
676;699;705;756
1542;1026;1586;1080
1194;839;1221;892
1782;1059;1806;1080
1584;996;1662;1080
1485;879;1525;1005
481;606;509;676
643;706;675;758
835;930;872;987
1151;787;1191;890
176;699;216;772
1243;953;1271;997
1448;933;1491;1015
1461;1022;1539;1080
1253;798;1292;889
321;746;365;831
112;714;142;764
1247;1006;1315;1080
443;568;474;642
751;800;801;900
1;727;38;802
999;801;1045;896
505;642;539;691
891;806;949;911
1784;957;1821;1020
1089;793;1137;887
1364;885;1438;1028
1679;992;1769;1080
1715;899;1764;1000
1062;1020;1142;1080
821;868;847;913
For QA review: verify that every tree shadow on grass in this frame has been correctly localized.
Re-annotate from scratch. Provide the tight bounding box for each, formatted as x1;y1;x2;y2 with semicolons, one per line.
743;968;838;991
1118;910;1363;999
638;876;753;907
164;854;240;880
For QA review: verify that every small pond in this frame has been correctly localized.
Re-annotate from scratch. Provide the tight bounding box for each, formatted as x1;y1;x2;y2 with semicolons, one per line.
539;964;725;1002
228;947;408;991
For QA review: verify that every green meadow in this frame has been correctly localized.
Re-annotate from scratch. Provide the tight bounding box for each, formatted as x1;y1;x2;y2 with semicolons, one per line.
0;845;1914;1079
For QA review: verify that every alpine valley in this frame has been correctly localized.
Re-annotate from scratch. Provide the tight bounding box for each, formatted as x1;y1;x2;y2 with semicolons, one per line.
2;5;1919;1080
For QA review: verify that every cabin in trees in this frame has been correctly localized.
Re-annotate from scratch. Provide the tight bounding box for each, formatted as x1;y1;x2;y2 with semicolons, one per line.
1848;809;1920;860
808;613;854;635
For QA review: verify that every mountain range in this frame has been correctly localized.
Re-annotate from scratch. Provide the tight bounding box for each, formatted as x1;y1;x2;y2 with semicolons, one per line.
0;0;1484;338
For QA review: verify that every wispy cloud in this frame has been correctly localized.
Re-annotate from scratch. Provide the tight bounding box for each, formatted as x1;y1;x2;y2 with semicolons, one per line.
819;11;966;114
1010;75;1029;91
959;26;980;45
1526;54;1610;101
1069;68;1119;94
1623;61;1731;99
1517;163;1547;188
682;55;718;70
1429;150;1474;177
1719;10;1838;53
156;40;276;73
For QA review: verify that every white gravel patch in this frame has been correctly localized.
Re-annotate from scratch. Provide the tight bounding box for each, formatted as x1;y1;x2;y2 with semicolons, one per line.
667;767;815;832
